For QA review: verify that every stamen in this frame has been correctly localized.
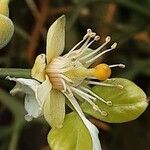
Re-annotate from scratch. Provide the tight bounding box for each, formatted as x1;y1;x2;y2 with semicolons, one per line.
60;78;67;92
109;64;125;68
71;87;107;116
71;87;96;101
65;29;96;58
111;42;117;49
79;36;111;62
87;29;96;38
87;81;123;89
75;35;100;59
80;87;112;106
65;39;85;58
93;105;107;116
58;74;74;83
85;42;117;64
63;87;85;117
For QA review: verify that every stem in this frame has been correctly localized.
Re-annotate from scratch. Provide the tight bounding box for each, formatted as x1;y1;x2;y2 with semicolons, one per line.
0;68;31;78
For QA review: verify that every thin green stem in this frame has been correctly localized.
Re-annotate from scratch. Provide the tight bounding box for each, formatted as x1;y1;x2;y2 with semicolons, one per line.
0;68;31;78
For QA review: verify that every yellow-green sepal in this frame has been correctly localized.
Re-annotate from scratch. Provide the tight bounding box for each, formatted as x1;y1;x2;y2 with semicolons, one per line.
81;78;148;123
48;112;92;150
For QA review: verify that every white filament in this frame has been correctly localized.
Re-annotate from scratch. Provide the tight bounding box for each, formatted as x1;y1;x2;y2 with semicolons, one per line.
88;81;123;89
79;36;111;62
109;64;125;68
85;48;114;64
80;86;111;105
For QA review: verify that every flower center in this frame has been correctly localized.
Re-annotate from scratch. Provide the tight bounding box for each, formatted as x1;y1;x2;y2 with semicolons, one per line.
46;56;92;91
45;28;125;117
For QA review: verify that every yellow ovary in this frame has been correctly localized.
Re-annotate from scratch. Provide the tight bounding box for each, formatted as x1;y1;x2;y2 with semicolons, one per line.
93;63;111;80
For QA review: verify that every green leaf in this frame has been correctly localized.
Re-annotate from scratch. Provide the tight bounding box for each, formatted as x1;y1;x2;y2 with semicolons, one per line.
48;112;92;150
81;78;148;123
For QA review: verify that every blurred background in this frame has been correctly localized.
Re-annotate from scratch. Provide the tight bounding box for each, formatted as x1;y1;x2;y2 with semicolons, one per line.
0;0;150;150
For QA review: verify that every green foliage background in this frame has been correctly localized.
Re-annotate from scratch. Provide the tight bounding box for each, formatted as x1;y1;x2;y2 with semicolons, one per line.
0;0;149;150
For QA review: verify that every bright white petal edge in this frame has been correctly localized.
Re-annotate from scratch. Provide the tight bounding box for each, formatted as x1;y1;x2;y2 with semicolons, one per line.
6;76;42;121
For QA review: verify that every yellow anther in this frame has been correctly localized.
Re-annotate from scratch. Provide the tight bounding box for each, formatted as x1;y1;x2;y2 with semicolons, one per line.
93;63;111;81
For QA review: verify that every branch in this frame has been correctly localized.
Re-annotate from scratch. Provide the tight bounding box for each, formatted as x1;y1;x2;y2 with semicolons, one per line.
0;68;31;78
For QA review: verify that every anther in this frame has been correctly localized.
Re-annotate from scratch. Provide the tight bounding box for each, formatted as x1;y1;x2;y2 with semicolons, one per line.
106;101;112;106
111;42;117;49
101;111;108;116
90;32;96;37
87;28;92;33
94;35;100;41
93;105;107;116
118;64;125;68
117;84;124;89
105;36;111;42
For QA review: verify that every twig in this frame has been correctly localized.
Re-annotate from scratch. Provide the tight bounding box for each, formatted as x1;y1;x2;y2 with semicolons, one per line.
0;68;31;78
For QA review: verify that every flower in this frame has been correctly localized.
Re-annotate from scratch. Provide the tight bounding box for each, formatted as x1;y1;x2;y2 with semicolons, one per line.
8;15;125;150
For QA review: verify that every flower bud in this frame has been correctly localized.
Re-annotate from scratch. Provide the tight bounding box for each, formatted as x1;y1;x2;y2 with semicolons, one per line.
0;0;14;49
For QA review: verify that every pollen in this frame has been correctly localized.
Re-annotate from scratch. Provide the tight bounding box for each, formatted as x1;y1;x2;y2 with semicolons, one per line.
93;63;111;80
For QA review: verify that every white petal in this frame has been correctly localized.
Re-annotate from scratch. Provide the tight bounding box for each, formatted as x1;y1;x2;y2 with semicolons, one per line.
46;15;65;64
7;77;42;120
25;92;42;119
36;75;52;107
63;88;101;150
82;117;102;150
